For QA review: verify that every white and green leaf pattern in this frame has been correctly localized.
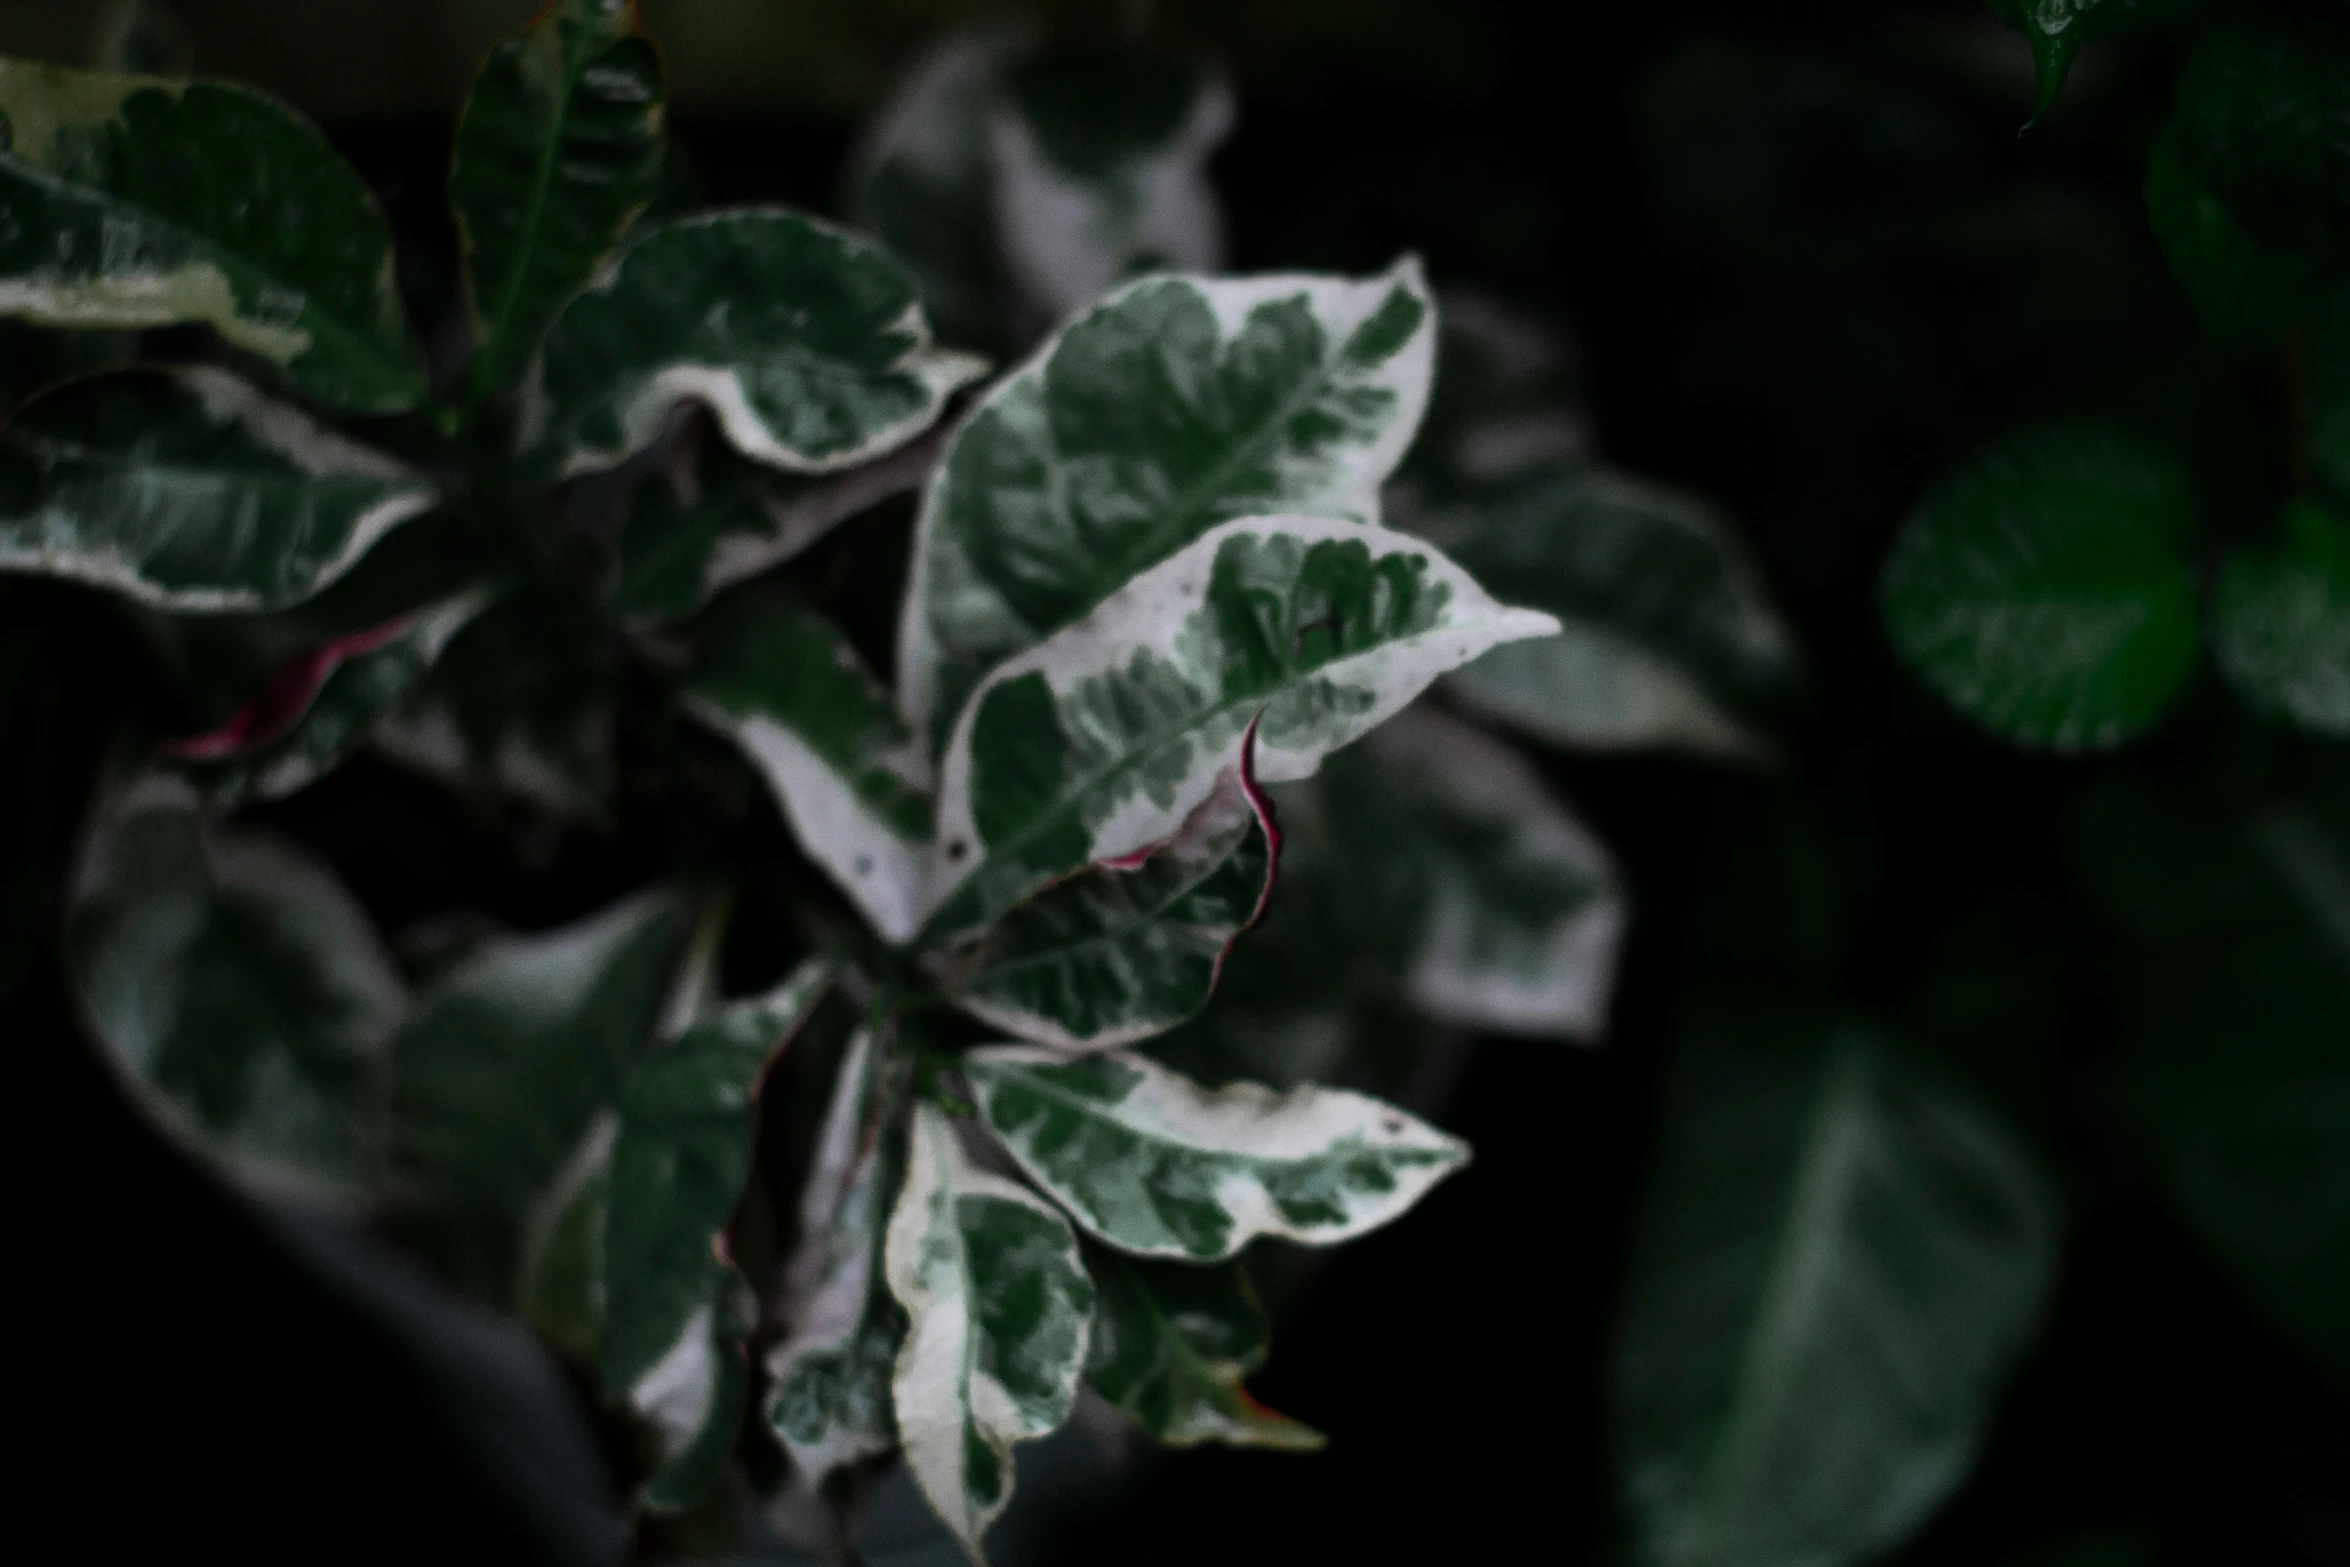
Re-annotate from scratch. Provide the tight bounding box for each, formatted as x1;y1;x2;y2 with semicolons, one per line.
0;366;438;612
66;777;403;1203
945;754;1276;1052
0;58;425;411
1085;1248;1322;1450
162;587;500;806
886;1100;1094;1562
2210;500;2350;737
517;208;986;481
685;603;933;942
895;261;1439;748
964;1045;1469;1261
923;514;1558;942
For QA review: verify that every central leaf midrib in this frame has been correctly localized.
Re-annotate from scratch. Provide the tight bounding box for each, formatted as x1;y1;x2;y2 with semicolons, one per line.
990;1067;1289;1174
969;834;1248;986
475;20;601;385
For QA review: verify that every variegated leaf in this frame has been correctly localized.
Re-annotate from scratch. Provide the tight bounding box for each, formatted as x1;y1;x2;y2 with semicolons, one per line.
0;58;425;411
161;587;499;806
518;208;986;481
684;603;933;942
946;750;1276;1052
1331;703;1625;1040
451;0;667;399
922;515;1559;943
2210;499;2350;737
391;890;687;1300
0;366;438;612
963;1046;1469;1261
515;1110;616;1366
612;415;936;626
767;1027;902;1486
895;262;1438;750
1084;1248;1321;1450
886;1100;1094;1562
1413;462;1798;761
603;956;837;1511
65;776;403;1203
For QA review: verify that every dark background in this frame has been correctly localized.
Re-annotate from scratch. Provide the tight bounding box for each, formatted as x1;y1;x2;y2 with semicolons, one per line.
8;1;2344;1562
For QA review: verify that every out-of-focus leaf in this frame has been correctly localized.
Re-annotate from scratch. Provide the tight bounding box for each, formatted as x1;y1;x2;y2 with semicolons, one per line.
2211;499;2350;736
0;366;437;612
0;58;424;411
885;1100;1093;1561
2147;123;2331;354
390;890;687;1300
2079;782;2350;1379
2311;284;2350;501
1417;462;1797;761
964;1045;1468;1262
1401;289;1590;492
1983;0;2213;121
1084;1247;1321;1450
920;516;1557;944
66;777;403;1203
685;601;932;942
1881;423;2199;750
161;586;499;806
946;747;1275;1053
517;208;985;481
602;957;837;1513
515;1110;614;1368
1614;1019;2058;1567
451;0;667;400
896;261;1437;753
852;33;1233;355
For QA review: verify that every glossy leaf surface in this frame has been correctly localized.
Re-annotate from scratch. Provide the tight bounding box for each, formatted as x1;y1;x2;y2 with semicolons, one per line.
391;891;687;1298
947;753;1275;1052
685;602;933;942
0;58;423;410
1084;1248;1321;1450
923;514;1558;942
965;1045;1468;1261
896;262;1438;749
767;1027;903;1487
1329;703;1625;1040
1985;0;2211;120
1615;1021;2057;1567
0;366;437;611
1418;461;1796;760
2211;500;2350;736
451;0;667;399
163;587;498;805
886;1100;1094;1561
2080;783;2350;1378
1881;424;2199;750
518;208;985;481
67;779;402;1202
603;957;836;1511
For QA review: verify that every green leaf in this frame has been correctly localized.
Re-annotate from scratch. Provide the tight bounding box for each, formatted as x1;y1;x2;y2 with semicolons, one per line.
767;1027;902;1487
1401;287;1590;491
612;415;935;626
603;956;838;1512
2146;122;2331;354
0;58;424;411
1983;0;2211;121
885;1100;1094;1562
517;208;986;482
895;261;1438;752
2079;784;2350;1379
514;1109;615;1366
1414;462;1797;761
1614;1020;2058;1567
2211;499;2350;736
945;750;1275;1052
1880;423;2199;750
390;890;688;1300
160;586;499;805
2310;284;2350;502
921;515;1558;943
685;602;933;942
450;0;667;401
853;35;1233;354
964;1045;1469;1262
1317;703;1625;1040
66;777;402;1203
0;365;438;612
1083;1248;1322;1450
